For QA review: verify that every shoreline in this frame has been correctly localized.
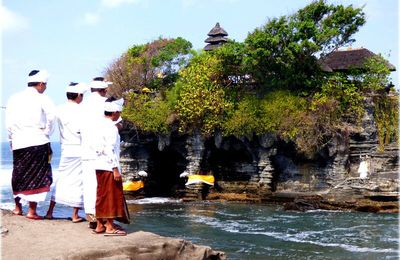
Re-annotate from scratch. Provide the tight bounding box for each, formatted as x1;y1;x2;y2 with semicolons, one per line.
176;191;399;213
0;209;225;260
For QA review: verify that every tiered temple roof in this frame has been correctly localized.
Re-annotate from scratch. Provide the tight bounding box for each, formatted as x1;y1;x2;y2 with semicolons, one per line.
204;23;229;51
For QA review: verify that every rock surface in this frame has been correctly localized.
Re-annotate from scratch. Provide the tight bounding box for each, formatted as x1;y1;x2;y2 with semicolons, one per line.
1;210;225;260
119;95;398;213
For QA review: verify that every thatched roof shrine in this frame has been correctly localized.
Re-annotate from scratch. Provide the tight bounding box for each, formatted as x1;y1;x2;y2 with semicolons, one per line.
207;22;228;37
205;36;228;43
319;47;396;72
204;23;229;51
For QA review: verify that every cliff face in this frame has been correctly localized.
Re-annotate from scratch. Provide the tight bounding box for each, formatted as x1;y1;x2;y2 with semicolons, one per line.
120;96;398;211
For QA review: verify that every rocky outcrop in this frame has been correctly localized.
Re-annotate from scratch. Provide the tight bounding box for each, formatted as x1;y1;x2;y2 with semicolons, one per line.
1;210;225;260
119;95;398;212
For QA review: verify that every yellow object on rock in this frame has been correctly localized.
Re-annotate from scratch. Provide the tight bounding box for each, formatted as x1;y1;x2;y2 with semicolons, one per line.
123;180;144;191
185;175;215;186
141;87;151;93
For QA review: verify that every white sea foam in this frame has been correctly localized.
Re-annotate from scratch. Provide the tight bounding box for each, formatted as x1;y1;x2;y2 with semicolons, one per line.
189;215;255;234
241;230;397;253
127;197;182;204
215;211;240;217
0;168;12;187
190;213;397;254
275;214;300;219
305;209;344;213
0;202;15;211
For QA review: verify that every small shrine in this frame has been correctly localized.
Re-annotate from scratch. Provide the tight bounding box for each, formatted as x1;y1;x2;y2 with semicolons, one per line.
204;22;229;51
319;47;396;72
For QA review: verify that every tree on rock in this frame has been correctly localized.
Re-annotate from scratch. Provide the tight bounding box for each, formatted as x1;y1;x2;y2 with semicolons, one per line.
105;37;193;98
244;0;365;93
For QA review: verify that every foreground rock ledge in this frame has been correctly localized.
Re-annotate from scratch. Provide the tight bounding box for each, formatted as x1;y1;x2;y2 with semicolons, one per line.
1;210;225;260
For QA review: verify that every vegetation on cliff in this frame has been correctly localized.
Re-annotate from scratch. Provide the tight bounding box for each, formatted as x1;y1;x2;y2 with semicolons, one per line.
105;0;398;157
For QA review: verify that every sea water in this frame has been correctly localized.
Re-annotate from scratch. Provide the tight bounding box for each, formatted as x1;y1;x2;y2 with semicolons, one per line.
1;142;398;259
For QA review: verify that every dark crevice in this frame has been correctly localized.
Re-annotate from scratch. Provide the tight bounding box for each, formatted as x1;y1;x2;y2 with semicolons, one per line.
145;145;187;197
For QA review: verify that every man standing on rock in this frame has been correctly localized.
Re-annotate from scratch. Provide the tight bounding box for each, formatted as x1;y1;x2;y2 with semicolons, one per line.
45;82;87;222
5;69;56;220
92;97;130;235
80;77;110;228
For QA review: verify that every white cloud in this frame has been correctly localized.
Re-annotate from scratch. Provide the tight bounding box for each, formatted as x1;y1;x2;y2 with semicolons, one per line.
82;0;145;26
0;5;28;32
101;0;141;8
84;12;100;25
181;0;239;9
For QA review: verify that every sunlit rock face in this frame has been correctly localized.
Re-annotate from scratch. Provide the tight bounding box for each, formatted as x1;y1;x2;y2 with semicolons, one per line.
119;97;398;211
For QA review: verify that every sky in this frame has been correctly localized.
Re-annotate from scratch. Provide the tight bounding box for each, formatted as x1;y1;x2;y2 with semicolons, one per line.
1;0;398;141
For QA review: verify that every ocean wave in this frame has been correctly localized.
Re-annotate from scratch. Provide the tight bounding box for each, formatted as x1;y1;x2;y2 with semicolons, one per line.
215;211;240;217
0;169;12;187
127;197;182;204
242;230;397;253
305;209;345;213
189;215;260;234
0;202;16;211
188;214;397;254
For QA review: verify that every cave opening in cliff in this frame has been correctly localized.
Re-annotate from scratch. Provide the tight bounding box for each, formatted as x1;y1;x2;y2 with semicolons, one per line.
146;146;188;197
203;137;254;182
270;139;332;191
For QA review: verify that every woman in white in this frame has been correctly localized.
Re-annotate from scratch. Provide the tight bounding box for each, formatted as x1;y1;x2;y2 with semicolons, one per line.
45;82;87;222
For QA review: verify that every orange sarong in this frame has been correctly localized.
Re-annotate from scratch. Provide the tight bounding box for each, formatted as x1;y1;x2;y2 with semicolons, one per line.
95;170;130;224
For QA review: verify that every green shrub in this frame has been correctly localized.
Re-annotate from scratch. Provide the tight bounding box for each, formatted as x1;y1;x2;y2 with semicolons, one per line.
122;92;172;134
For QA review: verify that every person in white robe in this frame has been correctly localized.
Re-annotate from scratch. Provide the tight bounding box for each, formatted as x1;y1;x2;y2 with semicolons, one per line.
5;69;56;220
45;82;87;222
80;77;111;228
92;98;129;235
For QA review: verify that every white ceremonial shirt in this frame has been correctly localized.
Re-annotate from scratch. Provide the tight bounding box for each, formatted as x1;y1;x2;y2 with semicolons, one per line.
80;92;107;160
5;87;56;150
93;117;120;172
57;101;83;157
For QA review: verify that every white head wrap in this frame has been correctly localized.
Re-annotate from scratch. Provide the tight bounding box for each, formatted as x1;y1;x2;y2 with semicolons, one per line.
65;82;88;94
104;102;119;112
113;98;124;111
27;70;49;83
104;98;124;112
89;80;109;89
89;77;113;89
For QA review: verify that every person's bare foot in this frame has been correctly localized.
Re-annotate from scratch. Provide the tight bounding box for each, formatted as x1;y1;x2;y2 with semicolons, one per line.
26;214;43;220
12;201;23;215
92;226;106;234
72;217;84;223
12;209;23;216
104;229;126;236
44;214;53;220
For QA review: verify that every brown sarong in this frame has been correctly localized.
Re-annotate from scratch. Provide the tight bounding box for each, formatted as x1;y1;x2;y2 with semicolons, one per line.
95;170;130;224
12;143;53;195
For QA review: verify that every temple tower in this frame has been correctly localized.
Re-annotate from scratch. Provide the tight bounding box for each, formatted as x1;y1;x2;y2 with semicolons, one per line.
204;22;228;51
